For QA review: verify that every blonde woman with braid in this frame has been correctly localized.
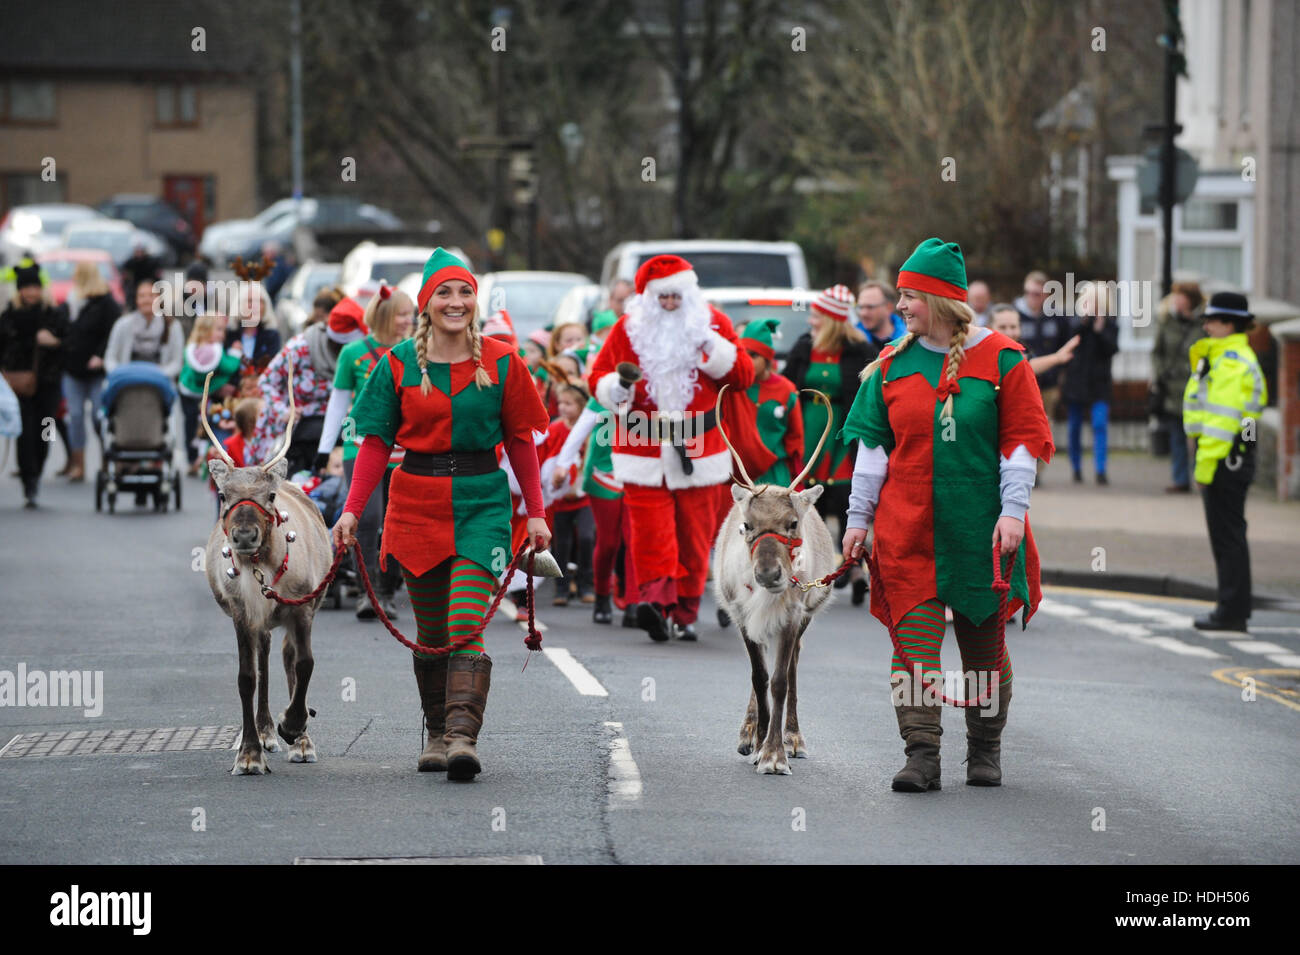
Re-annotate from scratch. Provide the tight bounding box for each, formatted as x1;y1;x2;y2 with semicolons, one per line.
839;239;1054;793
332;249;550;781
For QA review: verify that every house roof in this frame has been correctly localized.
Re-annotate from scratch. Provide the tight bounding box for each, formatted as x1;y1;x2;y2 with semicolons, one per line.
0;0;262;76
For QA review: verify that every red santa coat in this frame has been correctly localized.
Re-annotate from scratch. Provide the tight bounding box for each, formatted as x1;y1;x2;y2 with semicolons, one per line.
588;305;754;489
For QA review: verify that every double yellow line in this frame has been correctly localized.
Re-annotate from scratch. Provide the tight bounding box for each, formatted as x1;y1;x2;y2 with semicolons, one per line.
1212;667;1300;712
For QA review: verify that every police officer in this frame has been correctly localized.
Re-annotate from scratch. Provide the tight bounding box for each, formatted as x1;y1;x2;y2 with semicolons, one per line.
1182;292;1267;632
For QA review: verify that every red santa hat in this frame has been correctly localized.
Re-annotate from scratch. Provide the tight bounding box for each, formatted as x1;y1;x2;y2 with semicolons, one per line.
811;284;854;322
482;308;517;345
635;254;699;297
327;296;368;344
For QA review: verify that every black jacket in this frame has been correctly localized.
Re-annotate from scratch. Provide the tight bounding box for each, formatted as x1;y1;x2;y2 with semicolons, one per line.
1060;315;1119;405
0;300;71;388
63;294;123;380
783;334;877;411
224;325;282;371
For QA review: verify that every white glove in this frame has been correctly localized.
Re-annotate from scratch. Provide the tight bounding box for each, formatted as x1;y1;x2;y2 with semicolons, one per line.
609;382;632;404
698;329;726;367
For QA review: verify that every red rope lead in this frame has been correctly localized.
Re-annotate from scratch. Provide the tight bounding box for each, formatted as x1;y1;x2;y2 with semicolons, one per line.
257;542;544;658
865;543;1015;708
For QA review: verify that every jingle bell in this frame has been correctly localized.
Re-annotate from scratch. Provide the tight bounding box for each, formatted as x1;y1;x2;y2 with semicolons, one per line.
221;545;232;558
225;566;239;579
285;531;297;543
278;510;289;523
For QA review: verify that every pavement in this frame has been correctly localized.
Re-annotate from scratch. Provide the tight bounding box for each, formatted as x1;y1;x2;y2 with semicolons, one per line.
1030;437;1300;608
1;443;1298;865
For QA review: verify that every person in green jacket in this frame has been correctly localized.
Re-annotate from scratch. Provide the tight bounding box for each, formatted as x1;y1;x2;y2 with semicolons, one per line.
1150;281;1206;492
178;313;241;475
1182;292;1267;632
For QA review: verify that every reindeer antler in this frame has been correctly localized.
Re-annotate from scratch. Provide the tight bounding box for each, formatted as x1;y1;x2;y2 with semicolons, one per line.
787;389;833;492
261;352;296;471
715;384;757;491
230;253;276;283
200;370;236;467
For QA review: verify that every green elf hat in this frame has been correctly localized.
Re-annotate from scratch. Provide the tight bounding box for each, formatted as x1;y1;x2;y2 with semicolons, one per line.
416;247;476;314
591;309;618;335
739;317;781;363
896;237;967;302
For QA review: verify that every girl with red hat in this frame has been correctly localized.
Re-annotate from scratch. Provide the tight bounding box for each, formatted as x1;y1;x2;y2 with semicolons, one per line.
840;238;1054;793
333;248;550;781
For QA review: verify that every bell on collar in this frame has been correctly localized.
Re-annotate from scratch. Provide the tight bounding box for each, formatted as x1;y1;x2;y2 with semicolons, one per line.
278;510;290;523
225;566;240;579
221;544;232;559
285;530;297;543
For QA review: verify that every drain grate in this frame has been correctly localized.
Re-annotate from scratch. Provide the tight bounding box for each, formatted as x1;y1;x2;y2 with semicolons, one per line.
0;726;240;758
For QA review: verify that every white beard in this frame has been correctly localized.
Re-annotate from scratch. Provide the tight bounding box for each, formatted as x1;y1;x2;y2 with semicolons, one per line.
623;288;712;412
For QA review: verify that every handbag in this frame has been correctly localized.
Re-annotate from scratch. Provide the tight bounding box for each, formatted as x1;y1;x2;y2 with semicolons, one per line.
2;347;38;397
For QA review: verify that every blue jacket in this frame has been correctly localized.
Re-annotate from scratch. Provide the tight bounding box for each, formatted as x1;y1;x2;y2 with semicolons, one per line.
857;312;906;350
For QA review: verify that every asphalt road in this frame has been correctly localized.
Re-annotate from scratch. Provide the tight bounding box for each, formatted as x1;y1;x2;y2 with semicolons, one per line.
2;462;1298;865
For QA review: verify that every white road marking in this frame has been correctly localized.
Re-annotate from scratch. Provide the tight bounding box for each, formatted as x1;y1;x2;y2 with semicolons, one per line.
1136;636;1222;658
603;721;642;806
1248;626;1300;635
0;734;19;757
541;647;608;697
1266;654;1300;668
1088;599;1194;629
1038;600;1088;618
1229;641;1291;656
1074;615;1224;659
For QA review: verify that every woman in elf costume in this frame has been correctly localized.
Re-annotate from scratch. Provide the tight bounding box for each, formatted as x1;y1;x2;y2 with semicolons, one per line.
333;248;551;782
316;287;415;620
840;238;1053;793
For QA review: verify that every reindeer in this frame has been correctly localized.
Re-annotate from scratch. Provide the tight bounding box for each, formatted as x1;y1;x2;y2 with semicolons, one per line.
711;388;838;775
200;363;332;775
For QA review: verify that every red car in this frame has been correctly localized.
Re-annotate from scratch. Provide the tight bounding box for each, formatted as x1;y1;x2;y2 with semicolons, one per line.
36;248;125;306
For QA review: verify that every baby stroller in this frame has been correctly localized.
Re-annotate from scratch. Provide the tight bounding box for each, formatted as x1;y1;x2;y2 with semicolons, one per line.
96;362;182;513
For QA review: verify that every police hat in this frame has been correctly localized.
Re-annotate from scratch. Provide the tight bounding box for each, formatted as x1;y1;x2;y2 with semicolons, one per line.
1203;291;1253;328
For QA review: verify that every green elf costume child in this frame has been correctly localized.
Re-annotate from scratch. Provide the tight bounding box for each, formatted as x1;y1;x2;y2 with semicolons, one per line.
737;317;805;486
840;238;1054;793
334;248;550;782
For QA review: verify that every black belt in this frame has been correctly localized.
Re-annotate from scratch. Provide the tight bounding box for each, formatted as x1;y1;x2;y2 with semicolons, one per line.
652;408;717;476
400;449;498;477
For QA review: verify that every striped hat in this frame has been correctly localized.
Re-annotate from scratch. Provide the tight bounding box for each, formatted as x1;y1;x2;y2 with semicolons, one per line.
811;285;854;322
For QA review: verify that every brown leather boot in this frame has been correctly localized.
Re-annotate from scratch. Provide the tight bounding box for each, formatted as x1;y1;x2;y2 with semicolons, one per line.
412;653;448;772
965;680;1011;786
891;674;942;792
65;449;85;482
444;652;492;781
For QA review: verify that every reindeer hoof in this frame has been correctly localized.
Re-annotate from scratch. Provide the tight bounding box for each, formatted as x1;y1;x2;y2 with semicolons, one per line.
276;710;308;745
259;730;281;753
232;748;269;776
737;723;758;756
287;735;317;763
784;732;808;758
755;746;791;775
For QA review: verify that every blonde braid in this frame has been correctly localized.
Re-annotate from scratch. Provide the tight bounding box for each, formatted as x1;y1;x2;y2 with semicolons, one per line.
415;310;433;395
859;331;917;382
467;317;490;389
939;306;972;418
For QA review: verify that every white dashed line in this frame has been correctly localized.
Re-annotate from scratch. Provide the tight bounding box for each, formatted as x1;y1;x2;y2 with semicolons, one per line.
1037;600;1088;618
1248;627;1300;635
1267;654;1300;668
1089;599;1194;629
603;721;642;806
1073;615;1224;659
541;647;608;697
1229;641;1291;656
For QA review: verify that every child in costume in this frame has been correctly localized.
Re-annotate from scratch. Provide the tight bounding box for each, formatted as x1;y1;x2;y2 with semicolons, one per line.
737;317;804;485
333;248;551;781
540;383;595;606
840;238;1054;792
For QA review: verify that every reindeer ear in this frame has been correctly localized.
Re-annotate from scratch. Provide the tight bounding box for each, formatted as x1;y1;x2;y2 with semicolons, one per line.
208;459;230;485
264;458;289;483
730;483;752;505
795;485;824;507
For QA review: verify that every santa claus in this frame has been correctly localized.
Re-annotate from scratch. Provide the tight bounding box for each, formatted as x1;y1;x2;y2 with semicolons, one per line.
587;254;754;640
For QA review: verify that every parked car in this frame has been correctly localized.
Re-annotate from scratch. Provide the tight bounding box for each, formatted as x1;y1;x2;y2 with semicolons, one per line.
36;248;125;305
197;197;303;263
472;271;592;340
600;239;810;292
702;287;818;365
62;219;173;267
206;198;404;264
340;242;444;299
549;282;604;330
275;261;342;335
0;203;105;265
96;194;195;257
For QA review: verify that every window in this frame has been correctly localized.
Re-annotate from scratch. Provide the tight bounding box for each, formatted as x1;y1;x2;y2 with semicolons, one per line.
2;173;66;210
2;79;56;123
1178;246;1243;287
1181;200;1238;231
155;83;198;127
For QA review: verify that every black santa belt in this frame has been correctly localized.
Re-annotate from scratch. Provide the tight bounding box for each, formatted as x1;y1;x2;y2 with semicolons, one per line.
644;408;717;476
400;449;499;477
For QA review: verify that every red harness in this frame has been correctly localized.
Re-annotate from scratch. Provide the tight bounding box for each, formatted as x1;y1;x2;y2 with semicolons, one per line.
222;498;290;586
748;531;802;560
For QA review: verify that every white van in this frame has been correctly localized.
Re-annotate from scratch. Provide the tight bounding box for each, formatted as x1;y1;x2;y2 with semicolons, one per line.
600;239;809;292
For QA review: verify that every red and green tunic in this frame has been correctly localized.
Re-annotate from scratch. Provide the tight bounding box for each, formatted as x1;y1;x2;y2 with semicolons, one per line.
840;331;1054;627
748;372;804;486
803;348;854;484
348;335;549;578
580;396;623;501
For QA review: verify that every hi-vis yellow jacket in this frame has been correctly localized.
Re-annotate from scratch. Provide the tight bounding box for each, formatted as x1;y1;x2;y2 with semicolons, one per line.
1182;332;1267;485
